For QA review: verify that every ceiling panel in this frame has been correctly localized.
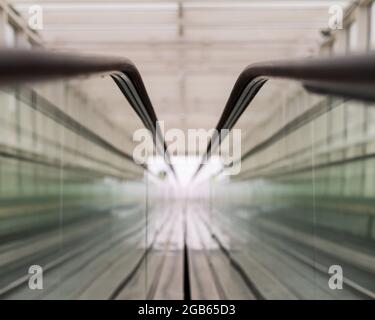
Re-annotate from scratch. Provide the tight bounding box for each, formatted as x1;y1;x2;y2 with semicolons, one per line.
10;0;354;156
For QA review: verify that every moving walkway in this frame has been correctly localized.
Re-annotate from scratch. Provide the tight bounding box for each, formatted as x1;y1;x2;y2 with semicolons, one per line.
0;49;374;300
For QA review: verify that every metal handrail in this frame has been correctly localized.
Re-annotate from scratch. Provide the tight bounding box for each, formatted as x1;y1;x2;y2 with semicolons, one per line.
0;48;174;176
194;54;375;178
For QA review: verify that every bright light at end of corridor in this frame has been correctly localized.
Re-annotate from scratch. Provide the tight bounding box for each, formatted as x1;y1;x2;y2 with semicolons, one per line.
147;156;224;187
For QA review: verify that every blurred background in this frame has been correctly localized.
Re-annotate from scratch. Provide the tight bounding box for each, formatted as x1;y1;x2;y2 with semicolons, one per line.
0;0;374;300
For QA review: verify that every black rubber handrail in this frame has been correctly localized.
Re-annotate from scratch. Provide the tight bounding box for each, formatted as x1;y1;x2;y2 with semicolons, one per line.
193;54;375;178
0;49;175;177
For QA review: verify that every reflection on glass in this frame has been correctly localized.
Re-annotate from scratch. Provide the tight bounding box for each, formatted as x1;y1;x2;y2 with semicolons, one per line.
0;77;166;299
210;80;375;299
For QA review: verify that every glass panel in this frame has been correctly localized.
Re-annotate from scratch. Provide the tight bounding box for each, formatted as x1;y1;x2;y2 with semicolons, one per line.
209;79;375;299
0;74;160;299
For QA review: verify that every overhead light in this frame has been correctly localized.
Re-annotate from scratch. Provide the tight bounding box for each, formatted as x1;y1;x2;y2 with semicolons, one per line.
14;2;178;12
185;1;351;10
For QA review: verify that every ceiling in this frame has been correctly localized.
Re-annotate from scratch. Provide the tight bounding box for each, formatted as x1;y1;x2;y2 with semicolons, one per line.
10;0;353;157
